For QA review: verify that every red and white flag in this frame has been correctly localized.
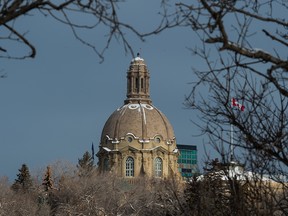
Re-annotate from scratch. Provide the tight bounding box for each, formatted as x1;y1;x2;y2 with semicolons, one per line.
231;98;245;111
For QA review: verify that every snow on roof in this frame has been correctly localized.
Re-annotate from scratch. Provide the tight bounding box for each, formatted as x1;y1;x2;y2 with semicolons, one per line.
131;56;144;62
197;168;276;182
102;147;111;152
141;104;147;125
139;139;150;143
126;103;154;110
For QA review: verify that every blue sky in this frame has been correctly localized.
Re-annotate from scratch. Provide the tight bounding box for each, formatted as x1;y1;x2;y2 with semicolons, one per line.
0;1;211;180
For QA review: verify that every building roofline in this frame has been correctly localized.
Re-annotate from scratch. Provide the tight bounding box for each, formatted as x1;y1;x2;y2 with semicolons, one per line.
177;144;197;150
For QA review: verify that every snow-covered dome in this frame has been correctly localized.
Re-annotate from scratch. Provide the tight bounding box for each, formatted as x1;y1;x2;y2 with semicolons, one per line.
100;103;175;144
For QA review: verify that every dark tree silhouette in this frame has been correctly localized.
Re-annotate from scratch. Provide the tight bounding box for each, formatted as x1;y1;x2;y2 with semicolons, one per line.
77;151;95;177
42;166;53;191
11;163;33;192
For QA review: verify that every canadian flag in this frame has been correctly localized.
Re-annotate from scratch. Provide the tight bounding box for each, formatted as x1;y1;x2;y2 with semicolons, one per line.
231;98;245;111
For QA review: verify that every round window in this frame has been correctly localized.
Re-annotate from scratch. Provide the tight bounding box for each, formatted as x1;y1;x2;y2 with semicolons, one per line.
127;136;133;142
155;137;161;143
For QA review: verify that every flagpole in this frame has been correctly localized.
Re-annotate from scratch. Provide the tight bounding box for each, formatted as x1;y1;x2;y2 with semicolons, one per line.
230;97;245;163
230;123;234;162
230;97;234;162
91;142;95;161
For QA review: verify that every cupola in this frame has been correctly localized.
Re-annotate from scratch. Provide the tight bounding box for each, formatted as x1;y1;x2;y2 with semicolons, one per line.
125;53;151;104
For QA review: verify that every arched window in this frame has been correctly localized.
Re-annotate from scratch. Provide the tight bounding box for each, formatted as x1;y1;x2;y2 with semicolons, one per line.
135;78;139;92
126;157;134;177
154;157;162;177
140;77;144;90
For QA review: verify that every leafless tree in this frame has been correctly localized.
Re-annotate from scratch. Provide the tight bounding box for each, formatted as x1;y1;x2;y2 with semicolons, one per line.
50;173;187;216
144;0;288;213
0;161;186;215
154;0;288;177
2;164;287;216
0;175;50;216
2;0;288;214
186;167;288;216
0;0;149;61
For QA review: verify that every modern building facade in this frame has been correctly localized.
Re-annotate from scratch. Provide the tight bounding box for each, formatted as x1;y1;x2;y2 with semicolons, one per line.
97;55;179;178
177;144;198;178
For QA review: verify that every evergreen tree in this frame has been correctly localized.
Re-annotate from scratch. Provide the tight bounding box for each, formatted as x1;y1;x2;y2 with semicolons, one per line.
77;151;94;177
11;163;33;192
42;166;53;191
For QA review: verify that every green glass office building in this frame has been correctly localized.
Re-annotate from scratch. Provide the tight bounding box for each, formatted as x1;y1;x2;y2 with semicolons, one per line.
177;144;198;178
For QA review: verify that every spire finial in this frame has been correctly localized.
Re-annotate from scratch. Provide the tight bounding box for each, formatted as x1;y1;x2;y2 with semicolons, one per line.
137;52;140;57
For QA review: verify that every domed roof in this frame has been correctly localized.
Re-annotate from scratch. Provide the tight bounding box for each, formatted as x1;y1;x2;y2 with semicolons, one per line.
100;55;176;145
100;103;175;144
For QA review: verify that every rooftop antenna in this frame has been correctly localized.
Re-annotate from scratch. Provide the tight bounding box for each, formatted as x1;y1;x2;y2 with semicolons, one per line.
138;48;142;57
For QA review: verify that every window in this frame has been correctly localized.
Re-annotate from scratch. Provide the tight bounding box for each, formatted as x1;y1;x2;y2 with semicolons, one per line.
181;159;187;164
141;78;144;90
154;157;162;177
182;168;192;173
155;137;161;143
127;136;133;143
128;77;132;92
125;157;134;177
135;78;139;92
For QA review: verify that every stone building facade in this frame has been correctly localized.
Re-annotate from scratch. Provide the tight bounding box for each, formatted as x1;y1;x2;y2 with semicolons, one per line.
97;55;179;178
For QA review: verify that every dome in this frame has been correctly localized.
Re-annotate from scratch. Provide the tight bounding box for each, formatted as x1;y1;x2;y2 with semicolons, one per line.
100;103;175;144
97;54;179;178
